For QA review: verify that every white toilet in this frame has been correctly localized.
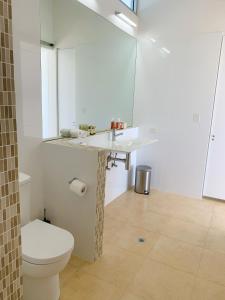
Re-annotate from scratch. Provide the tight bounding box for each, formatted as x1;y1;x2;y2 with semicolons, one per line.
19;173;74;300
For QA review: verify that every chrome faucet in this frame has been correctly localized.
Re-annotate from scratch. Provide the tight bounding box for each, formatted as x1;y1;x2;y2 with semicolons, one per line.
112;128;123;142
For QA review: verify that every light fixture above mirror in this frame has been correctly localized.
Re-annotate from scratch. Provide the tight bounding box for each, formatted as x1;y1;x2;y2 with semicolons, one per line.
115;11;137;27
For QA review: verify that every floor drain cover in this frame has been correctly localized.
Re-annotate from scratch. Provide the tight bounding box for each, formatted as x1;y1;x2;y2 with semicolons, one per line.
138;237;145;243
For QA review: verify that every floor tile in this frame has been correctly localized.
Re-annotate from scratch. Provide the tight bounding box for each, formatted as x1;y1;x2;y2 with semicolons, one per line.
198;249;225;286
166;193;214;210
62;272;124;300
207;197;225;208
191;278;225;300
169;204;212;228
103;216;126;244
128;259;195;300
60;264;77;288
149;235;203;274
60;285;75;300
148;195;213;227
60;255;88;288
110;224;160;257
205;228;225;254
82;246;145;289
211;206;225;230
104;203;130;221
120;292;149;300
160;218;208;246
69;255;89;271
130;210;171;233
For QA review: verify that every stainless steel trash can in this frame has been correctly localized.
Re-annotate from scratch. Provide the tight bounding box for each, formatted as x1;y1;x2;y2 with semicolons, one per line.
135;165;152;195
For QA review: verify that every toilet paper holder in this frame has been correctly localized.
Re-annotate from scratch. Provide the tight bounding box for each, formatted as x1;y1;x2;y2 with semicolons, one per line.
68;177;88;197
68;177;78;185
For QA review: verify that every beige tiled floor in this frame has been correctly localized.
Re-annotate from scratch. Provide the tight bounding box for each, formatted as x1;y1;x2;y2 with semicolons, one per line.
60;189;225;300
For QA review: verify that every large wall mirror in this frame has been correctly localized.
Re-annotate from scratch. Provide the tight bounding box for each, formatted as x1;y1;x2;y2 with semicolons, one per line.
40;0;137;138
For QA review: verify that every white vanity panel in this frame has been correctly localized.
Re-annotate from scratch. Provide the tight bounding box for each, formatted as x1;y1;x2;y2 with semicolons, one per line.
42;142;100;261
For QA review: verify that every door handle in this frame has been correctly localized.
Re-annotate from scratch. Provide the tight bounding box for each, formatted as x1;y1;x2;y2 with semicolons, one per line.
211;135;215;141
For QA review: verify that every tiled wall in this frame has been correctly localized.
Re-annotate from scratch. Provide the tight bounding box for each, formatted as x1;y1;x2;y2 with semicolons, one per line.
0;0;23;299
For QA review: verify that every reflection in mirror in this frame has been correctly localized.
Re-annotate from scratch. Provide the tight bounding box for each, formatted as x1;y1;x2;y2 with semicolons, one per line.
40;0;137;138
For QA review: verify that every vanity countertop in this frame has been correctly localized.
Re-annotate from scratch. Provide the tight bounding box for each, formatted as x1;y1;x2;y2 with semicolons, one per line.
44;128;158;154
68;137;158;153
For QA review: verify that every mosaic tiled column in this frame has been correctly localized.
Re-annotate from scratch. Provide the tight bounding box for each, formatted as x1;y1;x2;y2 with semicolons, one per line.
94;151;107;259
0;0;23;299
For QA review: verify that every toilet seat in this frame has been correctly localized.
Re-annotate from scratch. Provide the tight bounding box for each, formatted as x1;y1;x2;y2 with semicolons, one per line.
21;219;74;265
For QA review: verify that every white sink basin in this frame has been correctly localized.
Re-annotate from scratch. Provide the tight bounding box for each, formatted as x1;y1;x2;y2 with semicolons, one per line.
112;137;158;152
69;128;158;153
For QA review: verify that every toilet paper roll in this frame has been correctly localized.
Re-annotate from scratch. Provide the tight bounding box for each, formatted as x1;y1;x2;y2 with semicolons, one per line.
69;179;87;197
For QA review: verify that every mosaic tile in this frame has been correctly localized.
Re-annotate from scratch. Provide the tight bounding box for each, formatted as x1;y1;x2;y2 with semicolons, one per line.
94;150;107;259
0;0;22;299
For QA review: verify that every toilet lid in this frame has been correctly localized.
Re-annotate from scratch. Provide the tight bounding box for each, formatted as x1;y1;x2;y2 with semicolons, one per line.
21;220;74;265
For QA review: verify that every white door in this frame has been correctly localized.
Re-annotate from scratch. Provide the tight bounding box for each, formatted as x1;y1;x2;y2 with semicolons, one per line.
204;38;225;200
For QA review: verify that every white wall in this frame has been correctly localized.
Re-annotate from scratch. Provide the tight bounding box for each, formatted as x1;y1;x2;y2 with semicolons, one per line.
12;0;44;219
134;0;225;198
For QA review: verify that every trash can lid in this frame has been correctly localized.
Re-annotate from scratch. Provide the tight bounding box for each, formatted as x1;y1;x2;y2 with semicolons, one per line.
136;165;152;171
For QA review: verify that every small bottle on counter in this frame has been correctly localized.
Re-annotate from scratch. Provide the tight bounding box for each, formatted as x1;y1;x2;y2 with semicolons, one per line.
120;122;124;129
111;118;117;129
88;125;96;135
116;118;121;129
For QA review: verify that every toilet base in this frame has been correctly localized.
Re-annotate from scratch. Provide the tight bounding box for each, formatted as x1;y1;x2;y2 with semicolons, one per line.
23;274;60;300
